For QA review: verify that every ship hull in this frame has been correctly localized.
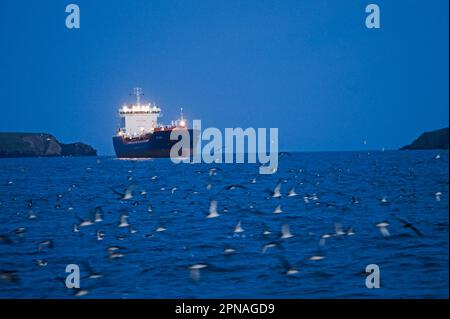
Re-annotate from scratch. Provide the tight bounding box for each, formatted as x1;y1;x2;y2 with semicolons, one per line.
113;129;199;158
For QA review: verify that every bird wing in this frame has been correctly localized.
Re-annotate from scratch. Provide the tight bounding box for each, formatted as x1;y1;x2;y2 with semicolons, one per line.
408;225;423;236
392;217;423;236
393;216;409;225
110;188;125;198
225;184;248;190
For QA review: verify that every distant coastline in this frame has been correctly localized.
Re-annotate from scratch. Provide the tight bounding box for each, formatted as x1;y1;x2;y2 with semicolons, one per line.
400;127;449;151
1;127;448;158
0;132;97;158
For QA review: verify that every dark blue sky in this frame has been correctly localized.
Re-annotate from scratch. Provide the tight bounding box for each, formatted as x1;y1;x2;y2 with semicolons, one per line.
0;0;448;155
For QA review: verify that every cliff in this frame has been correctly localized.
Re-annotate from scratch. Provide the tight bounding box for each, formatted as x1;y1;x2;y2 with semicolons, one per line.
400;127;449;150
0;132;97;157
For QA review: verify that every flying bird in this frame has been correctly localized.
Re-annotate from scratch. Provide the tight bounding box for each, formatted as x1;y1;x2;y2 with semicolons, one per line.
97;231;105;241
376;221;390;238
111;187;133;200
392;216;423;237
224;184;248;191
189;264;208;281
76;214;94;228
118;212;129;227
271;182;282;198
81;261;102;279
262;241;283;254
273;205;282;214
234;221;244;233
281;224;294;239
15;227;25;238
288;188;298;197
261;223;272;237
93;206;103;222
223;246;236;254
206;200;220;218
38;240;54;251
276;255;300;276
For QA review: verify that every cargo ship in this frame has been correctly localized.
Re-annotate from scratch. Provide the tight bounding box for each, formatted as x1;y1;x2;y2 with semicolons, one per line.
112;88;198;158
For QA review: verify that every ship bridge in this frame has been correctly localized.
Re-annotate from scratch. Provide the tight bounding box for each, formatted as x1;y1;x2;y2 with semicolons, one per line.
117;88;162;136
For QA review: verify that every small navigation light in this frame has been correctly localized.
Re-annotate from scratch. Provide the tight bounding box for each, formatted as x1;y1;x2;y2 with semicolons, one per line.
179;120;186;127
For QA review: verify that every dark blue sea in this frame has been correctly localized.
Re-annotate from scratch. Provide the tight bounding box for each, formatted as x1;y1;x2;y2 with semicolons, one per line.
0;151;448;298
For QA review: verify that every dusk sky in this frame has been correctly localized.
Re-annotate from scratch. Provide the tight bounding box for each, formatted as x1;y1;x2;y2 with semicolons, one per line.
0;0;448;155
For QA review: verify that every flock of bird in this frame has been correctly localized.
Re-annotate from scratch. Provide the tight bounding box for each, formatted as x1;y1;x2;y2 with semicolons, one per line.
0;152;444;297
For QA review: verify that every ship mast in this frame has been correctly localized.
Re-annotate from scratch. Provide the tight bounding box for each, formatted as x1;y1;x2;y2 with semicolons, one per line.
131;87;144;106
178;107;187;127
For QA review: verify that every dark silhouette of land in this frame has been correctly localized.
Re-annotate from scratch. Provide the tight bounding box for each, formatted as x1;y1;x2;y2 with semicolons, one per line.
401;128;449;150
0;132;97;157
